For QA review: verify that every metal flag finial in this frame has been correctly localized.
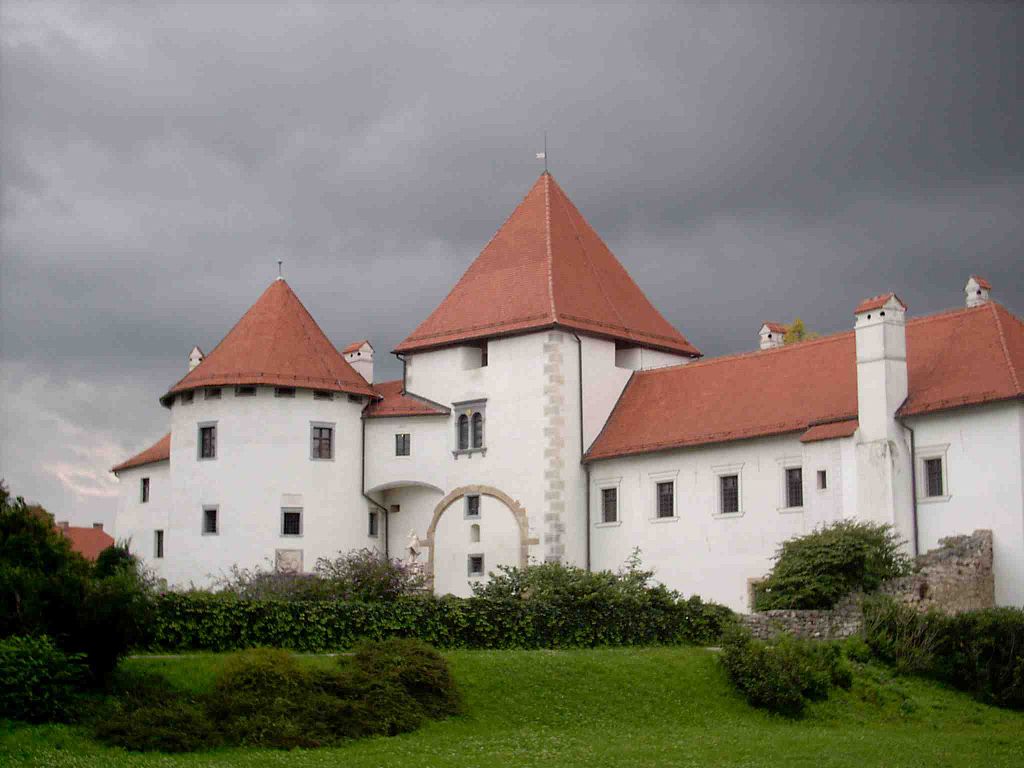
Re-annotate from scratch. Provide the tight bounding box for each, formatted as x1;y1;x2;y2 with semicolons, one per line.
536;131;547;172
277;259;283;280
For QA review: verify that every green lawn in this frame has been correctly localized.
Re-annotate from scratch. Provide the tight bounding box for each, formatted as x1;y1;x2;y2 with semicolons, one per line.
2;647;1021;767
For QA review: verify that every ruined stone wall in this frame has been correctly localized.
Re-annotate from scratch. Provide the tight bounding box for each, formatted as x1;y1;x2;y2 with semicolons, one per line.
740;529;994;640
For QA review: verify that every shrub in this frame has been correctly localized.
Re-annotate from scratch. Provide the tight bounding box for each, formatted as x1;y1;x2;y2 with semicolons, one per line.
0;635;88;723
94;698;219;752
862;595;942;674
348;637;461;718
755;521;911;610
79;569;155;682
94;542;138;578
719;627;850;716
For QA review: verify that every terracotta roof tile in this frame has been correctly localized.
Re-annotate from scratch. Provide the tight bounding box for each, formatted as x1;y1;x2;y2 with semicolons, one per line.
162;279;376;404
364;380;450;418
395;173;700;357
343;340;372;354
112;433;170;473
762;322;788;333
587;303;1023;461
801;419;859;443
971;275;992;290
59;526;114;560
854;293;906;314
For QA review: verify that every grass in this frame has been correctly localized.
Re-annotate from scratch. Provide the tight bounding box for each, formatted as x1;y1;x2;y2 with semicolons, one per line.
2;647;1022;767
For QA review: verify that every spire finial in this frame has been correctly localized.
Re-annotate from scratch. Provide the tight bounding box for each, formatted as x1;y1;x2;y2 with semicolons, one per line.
536;131;547;173
277;259;283;280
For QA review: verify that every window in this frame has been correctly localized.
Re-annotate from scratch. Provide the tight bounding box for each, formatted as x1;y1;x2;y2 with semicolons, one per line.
275;386;295;398
154;530;164;559
720;475;739;514
180;391;194;404
601;487;618;523
235;385;256;397
925;458;944;498
368;510;379;537
465;495;481;519
202;506;218;535
141;477;150;503
453;401;486;456
313;390;334;401
468;554;485;577
469;523;480;543
310;423;334;460
471;412;484;448
395;433;411;456
480;342;488;367
348;394;363;404
205;387;221;399
656;481;674;519
457;415;469;449
282;508;302;536
198;423;217;459
817;470;828;490
785;467;804;509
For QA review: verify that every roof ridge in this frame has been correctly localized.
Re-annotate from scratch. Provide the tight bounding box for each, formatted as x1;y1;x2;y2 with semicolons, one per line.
990;301;1022;394
543;173;557;322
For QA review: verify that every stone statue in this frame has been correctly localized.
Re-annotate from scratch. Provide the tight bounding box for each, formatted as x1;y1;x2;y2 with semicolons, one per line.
406;530;421;563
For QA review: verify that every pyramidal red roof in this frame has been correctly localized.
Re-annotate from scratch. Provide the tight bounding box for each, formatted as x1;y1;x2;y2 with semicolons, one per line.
395;173;700;356
161;279;377;405
112;433;170;473
586;302;1024;461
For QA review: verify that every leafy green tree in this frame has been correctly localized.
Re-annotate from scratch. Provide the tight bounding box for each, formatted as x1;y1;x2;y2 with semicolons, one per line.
783;317;820;345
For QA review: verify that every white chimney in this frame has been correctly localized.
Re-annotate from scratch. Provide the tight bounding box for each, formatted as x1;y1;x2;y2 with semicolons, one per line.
854;293;908;442
965;275;992;308
344;340;374;384
758;323;786;350
92;523;104;530
188;345;204;371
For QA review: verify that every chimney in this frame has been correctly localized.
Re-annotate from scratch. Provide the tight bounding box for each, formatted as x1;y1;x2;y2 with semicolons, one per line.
965;275;992;308
188;345;205;371
344;341;374;384
854;293;908;442
57;520;69;531
92;523;104;531
758;323;786;350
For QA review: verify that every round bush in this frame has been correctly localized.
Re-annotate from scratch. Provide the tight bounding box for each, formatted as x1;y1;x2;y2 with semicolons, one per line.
0;634;87;723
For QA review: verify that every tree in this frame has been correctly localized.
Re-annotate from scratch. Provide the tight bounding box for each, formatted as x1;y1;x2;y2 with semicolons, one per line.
783;317;819;345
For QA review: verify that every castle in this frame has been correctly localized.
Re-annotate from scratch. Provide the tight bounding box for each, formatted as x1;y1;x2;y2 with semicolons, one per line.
112;173;1024;610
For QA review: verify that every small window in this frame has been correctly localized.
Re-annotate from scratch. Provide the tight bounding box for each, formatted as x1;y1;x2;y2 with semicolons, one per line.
817;470;827;490
480;342;489;367
468;554;485;577
180;391;194;404
925;458;944;498
465;495;481;519
141;477;150;503
471;412;484;448
205;387;221;400
311;424;334;460
199;424;217;459
785;467;804;508
235;385;256;397
348;394;363;404
275;386;295;398
202;507;218;535
313;390;334;401
282;508;302;536
154;530;164;559
457;414;470;450
395;433;411;456
368;510;379;537
601;487;618;523
469;523;480;543
656;481;674;519
720;475;739;514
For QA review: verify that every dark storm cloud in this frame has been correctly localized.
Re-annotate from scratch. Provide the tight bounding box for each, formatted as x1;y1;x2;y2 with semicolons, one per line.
1;2;1021;525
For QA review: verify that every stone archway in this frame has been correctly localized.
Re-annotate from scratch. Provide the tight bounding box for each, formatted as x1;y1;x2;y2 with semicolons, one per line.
423;485;539;590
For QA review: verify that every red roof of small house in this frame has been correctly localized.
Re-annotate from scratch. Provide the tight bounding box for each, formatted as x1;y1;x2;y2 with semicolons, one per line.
971;275;992;290
762;322;788;334
364;380;450;418
111;433;171;473
586;302;1023;461
161;279;377;405
395;173;700;357
800;419;859;443
343;340;372;354
59;526;114;561
854;293;906;315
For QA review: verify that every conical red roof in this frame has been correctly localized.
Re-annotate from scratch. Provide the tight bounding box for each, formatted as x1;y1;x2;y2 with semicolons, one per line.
395;173;700;356
161;279;377;405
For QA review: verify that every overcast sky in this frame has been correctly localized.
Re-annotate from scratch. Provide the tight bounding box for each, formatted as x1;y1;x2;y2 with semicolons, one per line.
1;1;1021;528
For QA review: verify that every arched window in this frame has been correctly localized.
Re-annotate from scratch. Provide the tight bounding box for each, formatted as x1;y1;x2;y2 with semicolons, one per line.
469;523;480;543
471;412;484;448
457;414;469;450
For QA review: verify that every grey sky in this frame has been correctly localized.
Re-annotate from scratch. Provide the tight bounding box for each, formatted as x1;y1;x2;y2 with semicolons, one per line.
1;2;1021;527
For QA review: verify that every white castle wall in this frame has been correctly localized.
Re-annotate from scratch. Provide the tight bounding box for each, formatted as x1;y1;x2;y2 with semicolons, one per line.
113;460;171;579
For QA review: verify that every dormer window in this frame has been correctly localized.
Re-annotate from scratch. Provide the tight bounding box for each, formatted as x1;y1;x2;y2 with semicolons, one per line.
205;387;221;399
235;385;256;397
275;387;295;398
453;400;486;457
180;391;194;404
313;390;334;401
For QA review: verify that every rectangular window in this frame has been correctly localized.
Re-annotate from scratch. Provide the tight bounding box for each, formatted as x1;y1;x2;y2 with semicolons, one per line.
395;433;411;456
348;394;363;404
180;391;194;404
465;495;481;519
468;554;484;577
817;470;827;490
235;385;256;397
480;342;488;367
785;467;804;508
310;424;334;460
202;507;218;535
601;487;618;523
275;386;295;398
368;511;379;537
154;530;164;559
925;458;944;498
141;477;150;503
205;387;221;399
199;424;217;459
313;390;334;400
720;475;739;514
656;481;674;518
282;508;302;536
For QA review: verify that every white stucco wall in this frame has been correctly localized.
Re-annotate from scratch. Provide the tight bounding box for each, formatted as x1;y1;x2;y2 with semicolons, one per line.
112;460;171;580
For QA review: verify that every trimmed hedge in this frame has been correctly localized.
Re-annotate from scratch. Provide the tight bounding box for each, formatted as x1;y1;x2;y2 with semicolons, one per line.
0;635;88;723
147;592;733;652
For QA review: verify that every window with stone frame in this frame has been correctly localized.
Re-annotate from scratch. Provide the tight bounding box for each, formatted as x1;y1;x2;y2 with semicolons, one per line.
720;474;739;514
601;487;618;523
656;481;674;518
310;423;334;460
395;433;411;456
925;457;944;498
141;477;150;503
281;508;302;536
785;467;804;508
198;424;217;459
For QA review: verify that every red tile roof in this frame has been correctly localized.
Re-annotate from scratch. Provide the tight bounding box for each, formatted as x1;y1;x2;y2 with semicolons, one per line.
854;293;906;314
59;526;114;561
111;433;170;473
586;302;1023;461
395;173;700;357
762;322;788;334
343;340;372;354
364;380;450;418
801;419;859;443
161;279;377;405
971;275;992;290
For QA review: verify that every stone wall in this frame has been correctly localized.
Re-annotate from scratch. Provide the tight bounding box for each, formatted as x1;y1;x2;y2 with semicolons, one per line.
740;529;994;640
